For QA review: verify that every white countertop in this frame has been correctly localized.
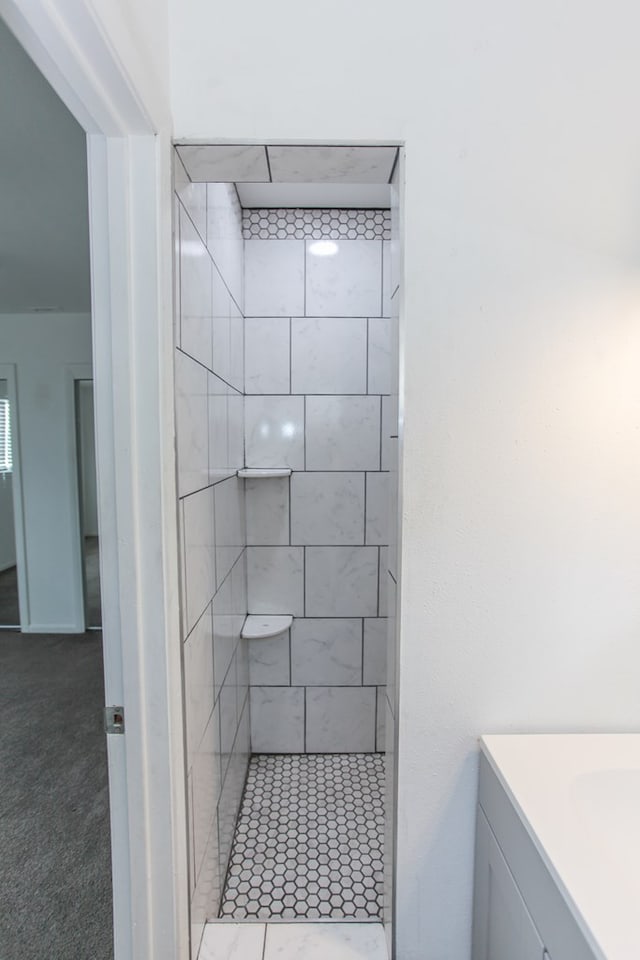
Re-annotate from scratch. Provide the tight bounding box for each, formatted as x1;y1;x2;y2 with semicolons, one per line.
480;734;640;960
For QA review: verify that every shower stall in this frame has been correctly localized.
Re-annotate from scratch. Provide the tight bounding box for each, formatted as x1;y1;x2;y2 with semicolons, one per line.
173;143;402;959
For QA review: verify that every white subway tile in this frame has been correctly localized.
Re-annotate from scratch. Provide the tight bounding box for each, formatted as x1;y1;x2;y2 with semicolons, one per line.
380;397;396;471
208;374;229;484
200;923;266;960
246;476;290;546
227;392;244;472
175;350;209;498
191;704;221;880
245;239;304;317
180;207;213;370
245;317;290;394
190;822;221;950
180;144;269;184
184;486;216;633
207;182;244;309
212;574;235;703
291;618;362;685
235;635;250;718
231;553;248;642
179;500;188;641
363;617;387;685
219;653;238;776
367;317;391;394
229;302;244;393
382;239;392;317
291;317;367;394
174;151;207;244
217;704;249;878
267;145;397;183
305;239;382;317
173;196;181;350
305;396;380;471
305;546;378;617
245;395;304;469
365;472;389;546
376;686;386;751
184;604;214;760
379;548;389;617
290;472;364;546
247;546;304;616
214;477;245;591
248;631;291;685
250;686;304;752
305;687;376;752
212;269;231;384
385;571;396;709
263;923;388;960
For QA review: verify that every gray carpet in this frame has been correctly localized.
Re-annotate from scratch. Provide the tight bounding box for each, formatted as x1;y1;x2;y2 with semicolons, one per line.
0;631;113;960
0;564;19;626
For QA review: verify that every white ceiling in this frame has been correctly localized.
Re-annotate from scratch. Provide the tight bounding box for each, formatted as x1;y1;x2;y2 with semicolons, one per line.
0;19;90;314
176;143;396;209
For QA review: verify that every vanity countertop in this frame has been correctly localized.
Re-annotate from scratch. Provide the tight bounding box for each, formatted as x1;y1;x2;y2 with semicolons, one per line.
480;734;640;960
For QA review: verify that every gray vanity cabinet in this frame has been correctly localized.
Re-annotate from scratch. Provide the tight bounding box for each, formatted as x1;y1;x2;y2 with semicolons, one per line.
472;808;544;960
472;750;597;960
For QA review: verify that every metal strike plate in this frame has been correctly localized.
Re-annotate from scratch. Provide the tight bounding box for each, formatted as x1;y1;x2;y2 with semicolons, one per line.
104;706;125;734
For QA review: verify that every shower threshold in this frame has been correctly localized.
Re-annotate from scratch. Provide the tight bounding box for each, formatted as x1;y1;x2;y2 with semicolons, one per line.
219;753;384;921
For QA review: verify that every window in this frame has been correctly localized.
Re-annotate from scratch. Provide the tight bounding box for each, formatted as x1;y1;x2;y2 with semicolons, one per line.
0;398;13;474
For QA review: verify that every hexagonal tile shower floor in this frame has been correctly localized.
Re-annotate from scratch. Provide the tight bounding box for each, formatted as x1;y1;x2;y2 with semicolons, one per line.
219;753;384;920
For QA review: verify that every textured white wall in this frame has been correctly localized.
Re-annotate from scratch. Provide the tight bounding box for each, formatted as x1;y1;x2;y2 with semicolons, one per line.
0;314;92;631
89;0;171;131
167;4;640;958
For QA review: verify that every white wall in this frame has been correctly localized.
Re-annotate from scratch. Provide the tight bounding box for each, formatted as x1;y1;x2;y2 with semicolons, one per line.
167;4;640;958
0;379;16;573
89;0;171;132
0;314;92;631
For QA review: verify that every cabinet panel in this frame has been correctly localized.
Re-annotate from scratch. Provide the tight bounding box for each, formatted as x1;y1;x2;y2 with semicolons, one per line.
473;808;545;960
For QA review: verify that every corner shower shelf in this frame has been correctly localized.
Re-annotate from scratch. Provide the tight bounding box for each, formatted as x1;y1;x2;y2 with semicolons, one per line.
241;614;293;640
237;468;292;478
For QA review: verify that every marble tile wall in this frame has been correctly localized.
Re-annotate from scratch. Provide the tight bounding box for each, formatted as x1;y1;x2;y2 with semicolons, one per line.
243;220;393;754
173;151;250;960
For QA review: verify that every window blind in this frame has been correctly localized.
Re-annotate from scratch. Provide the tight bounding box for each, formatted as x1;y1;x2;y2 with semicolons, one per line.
0;398;13;474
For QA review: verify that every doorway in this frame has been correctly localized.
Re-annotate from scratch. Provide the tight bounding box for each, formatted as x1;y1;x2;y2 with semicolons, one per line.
173;143;403;960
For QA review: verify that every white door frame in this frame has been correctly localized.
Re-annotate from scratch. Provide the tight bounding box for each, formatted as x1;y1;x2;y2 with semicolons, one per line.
0;4;188;960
